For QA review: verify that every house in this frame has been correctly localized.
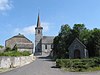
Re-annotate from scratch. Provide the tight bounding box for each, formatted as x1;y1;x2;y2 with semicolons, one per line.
5;33;33;53
68;38;88;58
35;14;55;55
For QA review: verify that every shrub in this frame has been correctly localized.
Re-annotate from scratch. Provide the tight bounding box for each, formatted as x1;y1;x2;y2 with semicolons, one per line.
0;51;31;56
56;58;100;72
5;47;12;52
20;51;31;56
56;59;62;68
0;45;3;48
56;59;71;68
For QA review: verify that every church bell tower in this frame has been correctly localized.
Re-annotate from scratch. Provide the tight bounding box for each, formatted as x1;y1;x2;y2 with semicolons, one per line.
35;13;43;55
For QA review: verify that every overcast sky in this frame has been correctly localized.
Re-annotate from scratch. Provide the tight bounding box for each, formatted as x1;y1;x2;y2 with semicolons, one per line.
0;0;100;46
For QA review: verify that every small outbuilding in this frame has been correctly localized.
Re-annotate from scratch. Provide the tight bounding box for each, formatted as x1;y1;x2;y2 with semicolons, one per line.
68;38;88;59
5;33;33;53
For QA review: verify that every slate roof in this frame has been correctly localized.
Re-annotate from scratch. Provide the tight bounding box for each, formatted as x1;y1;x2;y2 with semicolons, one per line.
6;33;32;43
5;33;33;49
68;38;86;50
35;13;43;29
42;36;55;44
75;38;86;48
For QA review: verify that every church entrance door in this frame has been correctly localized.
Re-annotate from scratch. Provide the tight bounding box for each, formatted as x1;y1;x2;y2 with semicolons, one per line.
74;49;81;59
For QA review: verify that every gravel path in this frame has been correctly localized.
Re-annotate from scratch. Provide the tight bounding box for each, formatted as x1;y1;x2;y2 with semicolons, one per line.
0;54;100;75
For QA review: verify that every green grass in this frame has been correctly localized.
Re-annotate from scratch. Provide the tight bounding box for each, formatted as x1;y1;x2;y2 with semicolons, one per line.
87;67;100;72
63;67;100;72
0;68;14;73
0;51;31;56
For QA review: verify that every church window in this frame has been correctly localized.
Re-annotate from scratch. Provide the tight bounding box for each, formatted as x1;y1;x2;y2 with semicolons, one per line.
45;45;47;49
38;30;40;34
51;44;53;49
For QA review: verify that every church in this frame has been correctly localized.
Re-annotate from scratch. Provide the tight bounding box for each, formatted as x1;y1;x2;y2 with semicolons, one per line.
35;14;55;55
34;14;88;58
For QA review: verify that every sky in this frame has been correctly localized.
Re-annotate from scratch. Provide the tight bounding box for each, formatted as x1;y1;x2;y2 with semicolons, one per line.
0;0;100;46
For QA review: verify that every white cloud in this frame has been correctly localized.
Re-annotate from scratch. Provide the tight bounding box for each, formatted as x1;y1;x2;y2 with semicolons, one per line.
41;22;49;31
0;0;12;11
14;22;49;35
14;25;35;35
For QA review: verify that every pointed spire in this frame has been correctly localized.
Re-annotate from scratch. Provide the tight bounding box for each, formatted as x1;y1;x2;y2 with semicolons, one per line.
37;13;41;27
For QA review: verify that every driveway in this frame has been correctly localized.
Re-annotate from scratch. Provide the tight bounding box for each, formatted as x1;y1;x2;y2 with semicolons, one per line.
0;54;100;75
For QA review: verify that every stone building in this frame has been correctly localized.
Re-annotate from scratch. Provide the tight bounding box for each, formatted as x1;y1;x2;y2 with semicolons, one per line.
5;33;33;53
68;38;88;59
35;14;54;55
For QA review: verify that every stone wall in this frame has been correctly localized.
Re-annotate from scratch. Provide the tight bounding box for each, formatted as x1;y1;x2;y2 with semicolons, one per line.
0;47;5;52
18;49;33;53
0;54;35;68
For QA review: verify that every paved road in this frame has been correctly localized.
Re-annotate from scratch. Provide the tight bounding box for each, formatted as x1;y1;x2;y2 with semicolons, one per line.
0;54;100;75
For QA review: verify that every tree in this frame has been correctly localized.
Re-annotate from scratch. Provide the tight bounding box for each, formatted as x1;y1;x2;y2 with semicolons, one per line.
53;24;71;58
91;28;100;56
0;45;3;48
72;24;91;46
79;29;91;45
86;28;100;57
53;24;100;59
72;24;86;39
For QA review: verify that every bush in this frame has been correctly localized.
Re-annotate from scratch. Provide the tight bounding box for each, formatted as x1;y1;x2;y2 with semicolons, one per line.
20;51;31;56
0;51;31;56
1;46;31;56
5;47;12;52
56;59;66;68
0;45;3;48
56;58;100;72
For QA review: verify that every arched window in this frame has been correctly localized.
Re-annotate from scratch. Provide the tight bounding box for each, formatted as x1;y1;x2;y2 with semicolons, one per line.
38;30;40;34
45;45;47;49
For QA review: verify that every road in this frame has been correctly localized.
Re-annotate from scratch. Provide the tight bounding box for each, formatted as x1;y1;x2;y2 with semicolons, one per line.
0;54;100;75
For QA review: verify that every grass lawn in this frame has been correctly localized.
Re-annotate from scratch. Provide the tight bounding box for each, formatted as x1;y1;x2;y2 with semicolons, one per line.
0;68;14;73
0;51;31;56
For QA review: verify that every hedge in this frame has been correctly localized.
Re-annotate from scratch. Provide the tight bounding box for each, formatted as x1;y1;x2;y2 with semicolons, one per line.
56;58;100;72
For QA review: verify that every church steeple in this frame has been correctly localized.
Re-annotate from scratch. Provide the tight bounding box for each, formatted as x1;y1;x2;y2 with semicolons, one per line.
37;13;41;28
35;13;43;55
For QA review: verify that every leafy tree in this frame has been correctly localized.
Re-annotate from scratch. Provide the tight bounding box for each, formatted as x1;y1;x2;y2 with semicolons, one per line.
53;24;71;58
53;36;61;58
72;24;86;39
0;45;3;48
87;28;100;57
79;29;91;45
53;24;100;59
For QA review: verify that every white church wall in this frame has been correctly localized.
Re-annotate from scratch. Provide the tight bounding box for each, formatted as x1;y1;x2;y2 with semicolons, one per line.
42;44;52;53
